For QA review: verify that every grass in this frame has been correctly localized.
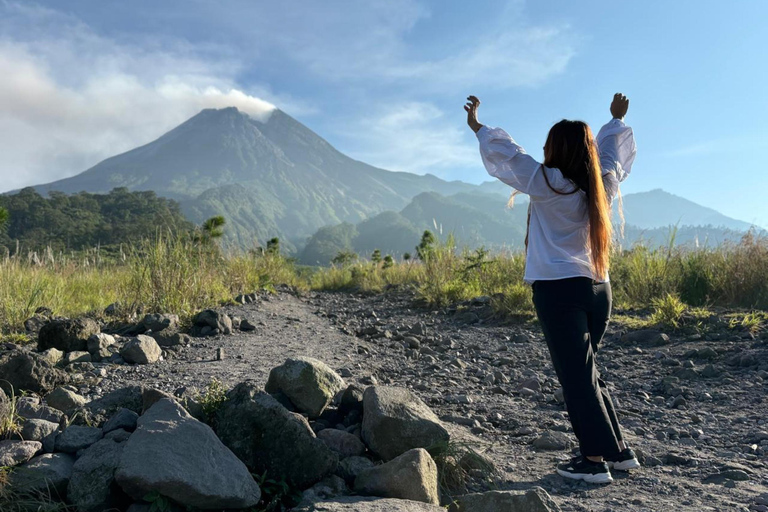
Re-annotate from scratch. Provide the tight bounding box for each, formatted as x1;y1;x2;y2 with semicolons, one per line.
3;230;768;334
0;385;22;440
427;440;498;502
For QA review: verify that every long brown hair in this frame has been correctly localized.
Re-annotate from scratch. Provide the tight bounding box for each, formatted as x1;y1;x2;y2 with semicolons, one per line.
542;120;612;280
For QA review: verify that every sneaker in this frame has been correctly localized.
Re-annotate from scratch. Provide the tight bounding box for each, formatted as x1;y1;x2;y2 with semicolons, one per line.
556;456;613;484
605;448;641;471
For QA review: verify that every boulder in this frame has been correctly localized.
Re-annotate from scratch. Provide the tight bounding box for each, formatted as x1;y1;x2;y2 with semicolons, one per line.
39;347;64;365
87;333;116;355
120;335;162;364
150;330;190;348
318;428;366;458
38;318;100;352
63;350;92;365
295;496;443;511
8;453;75;497
532;431;573;451
115;398;261;509
20;418;59;441
0;440;42;467
24;314;49;334
448;488;561;512
354;448;439;505
55;425;103;453
621;329;670;346
216;381;338;488
103;408;139;434
16;397;64;423
265;357;345;417
0;350;69;395
75;386;144;426
362;386;449;461
339;384;365;416
141;313;180;333
193;309;232;335
46;387;88;412
68;439;131;512
337;456;375;484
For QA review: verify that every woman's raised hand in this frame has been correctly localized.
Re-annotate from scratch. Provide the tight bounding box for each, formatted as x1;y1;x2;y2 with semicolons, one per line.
464;95;483;133
610;93;629;120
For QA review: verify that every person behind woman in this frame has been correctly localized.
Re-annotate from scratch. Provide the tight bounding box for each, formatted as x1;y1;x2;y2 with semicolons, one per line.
464;93;638;484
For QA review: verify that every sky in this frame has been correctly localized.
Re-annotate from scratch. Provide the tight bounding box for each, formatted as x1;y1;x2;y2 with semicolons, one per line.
1;0;767;226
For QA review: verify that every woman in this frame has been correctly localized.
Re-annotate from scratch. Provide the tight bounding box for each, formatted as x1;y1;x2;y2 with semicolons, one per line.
464;93;638;484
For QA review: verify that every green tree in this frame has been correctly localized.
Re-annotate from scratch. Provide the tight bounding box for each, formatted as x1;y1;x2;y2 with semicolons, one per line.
403;252;412;261
0;207;8;229
194;215;226;245
383;255;394;269
331;250;358;266
266;237;280;255
416;230;436;261
371;249;382;264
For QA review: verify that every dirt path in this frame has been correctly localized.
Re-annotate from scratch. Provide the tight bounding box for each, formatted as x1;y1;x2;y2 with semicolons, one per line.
97;289;768;512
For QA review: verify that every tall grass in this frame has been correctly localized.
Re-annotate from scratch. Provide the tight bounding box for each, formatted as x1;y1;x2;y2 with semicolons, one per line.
2;230;768;334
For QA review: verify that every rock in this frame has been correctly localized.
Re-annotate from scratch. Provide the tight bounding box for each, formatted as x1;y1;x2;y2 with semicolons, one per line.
318;428;367;458
16;397;64;423
339;384;365;416
68;439;131;512
20;418;59;441
0;440;42;466
0;350;69;395
104;428;132;443
354;448;439;505
141;313;179;333
216;381;338;488
362;386;450;461
87;333;116;355
8;453;75;496
265;357;346;418
449;487;561;512
120;335;162;364
300;474;349;504
621;329;670;346
55;425;103;453
295;496;443;511
532;431;573;451
697;347;718;359
46;387;87;412
240;319;257;331
24;314;49;334
103;408;139;434
337;455;375;484
151;330;190;348
141;388;178;413
115;398;261;509
193;309;233;335
553;388;565;404
76;386;144;426
63;350;92;365
39;347;64;365
703;469;751;484
38;318;100;352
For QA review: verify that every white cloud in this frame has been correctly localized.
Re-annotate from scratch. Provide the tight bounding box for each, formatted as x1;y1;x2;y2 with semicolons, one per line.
0;3;309;191
345;102;478;178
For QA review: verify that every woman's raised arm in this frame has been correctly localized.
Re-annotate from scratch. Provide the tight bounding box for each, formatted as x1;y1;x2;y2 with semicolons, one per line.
598;93;636;200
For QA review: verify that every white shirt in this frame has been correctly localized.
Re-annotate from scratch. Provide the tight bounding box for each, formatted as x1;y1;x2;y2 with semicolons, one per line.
476;118;636;284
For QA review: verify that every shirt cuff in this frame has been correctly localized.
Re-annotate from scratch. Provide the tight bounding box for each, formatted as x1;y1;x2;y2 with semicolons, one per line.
475;125;491;140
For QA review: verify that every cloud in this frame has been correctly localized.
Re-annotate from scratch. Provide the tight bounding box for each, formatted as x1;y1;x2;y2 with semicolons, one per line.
0;2;308;191
344;102;479;179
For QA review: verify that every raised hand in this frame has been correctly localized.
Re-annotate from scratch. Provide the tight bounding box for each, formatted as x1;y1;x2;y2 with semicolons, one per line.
610;93;629;120
464;95;483;133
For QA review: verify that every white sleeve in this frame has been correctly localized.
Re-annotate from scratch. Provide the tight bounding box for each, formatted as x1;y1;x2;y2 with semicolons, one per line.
597;118;636;200
476;126;543;195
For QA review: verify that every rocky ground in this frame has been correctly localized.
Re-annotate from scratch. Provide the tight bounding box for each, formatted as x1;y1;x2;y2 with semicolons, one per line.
3;287;768;511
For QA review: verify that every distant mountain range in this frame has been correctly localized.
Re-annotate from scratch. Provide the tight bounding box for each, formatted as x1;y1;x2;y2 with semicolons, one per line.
18;107;759;258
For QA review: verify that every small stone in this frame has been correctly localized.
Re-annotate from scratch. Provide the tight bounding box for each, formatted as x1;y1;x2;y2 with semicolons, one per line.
336;456;374;484
103;408;139;434
0;440;42;467
532;431;573;451
120;335;162;364
46;387;87;412
216;347;225;361
240;319;257;331
20;418;59;441
318;429;366;458
55;426;103;453
354;448;439;505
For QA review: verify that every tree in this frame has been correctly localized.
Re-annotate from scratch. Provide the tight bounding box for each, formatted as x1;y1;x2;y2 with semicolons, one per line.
403;252;412;261
0;207;8;229
331;250;358;266
383;255;394;269
194;215;226;245
266;237;280;255
371;249;382;264
416;230;436;261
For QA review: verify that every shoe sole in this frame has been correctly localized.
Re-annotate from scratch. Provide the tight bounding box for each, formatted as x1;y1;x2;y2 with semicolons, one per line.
557;468;613;484
607;458;641;471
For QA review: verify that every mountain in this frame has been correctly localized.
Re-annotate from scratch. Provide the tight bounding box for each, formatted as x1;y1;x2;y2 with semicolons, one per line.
28;107;476;250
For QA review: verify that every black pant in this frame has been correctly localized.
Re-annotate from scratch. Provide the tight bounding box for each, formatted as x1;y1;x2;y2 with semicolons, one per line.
532;277;623;458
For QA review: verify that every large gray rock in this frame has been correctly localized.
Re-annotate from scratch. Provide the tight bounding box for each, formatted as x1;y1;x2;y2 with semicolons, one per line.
55;425;103;453
0;350;69;395
103;408;139;434
87;333;116;360
354;448;439;505
8;453;75;497
295;496;443;511
115;398;261;509
16;396;64;423
362;386;449;461
265;357;346;418
20;418;60;441
120;335;162;364
141;313;180;333
448;487;561;512
0;440;42;467
193;309;232;335
68;438;131;512
46;387;88;412
216;381;338;488
337;456;375;484
39;347;64;365
318;428;366;458
38;318;100;352
77;385;144;426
